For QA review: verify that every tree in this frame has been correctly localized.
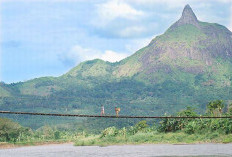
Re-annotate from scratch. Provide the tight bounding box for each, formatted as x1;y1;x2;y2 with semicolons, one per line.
0;117;26;142
135;121;148;131
207;100;224;115
228;103;232;115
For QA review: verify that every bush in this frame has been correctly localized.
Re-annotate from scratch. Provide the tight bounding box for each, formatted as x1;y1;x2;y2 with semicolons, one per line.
184;121;196;134
135;121;148;132
0;118;28;142
100;127;118;138
118;127;127;137
209;132;219;140
54;131;61;139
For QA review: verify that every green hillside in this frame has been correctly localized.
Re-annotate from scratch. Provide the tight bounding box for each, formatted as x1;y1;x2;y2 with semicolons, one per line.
1;5;232;129
0;85;11;97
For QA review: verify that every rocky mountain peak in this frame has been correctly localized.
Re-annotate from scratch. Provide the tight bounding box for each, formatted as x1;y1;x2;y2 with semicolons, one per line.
181;5;198;23
169;4;199;30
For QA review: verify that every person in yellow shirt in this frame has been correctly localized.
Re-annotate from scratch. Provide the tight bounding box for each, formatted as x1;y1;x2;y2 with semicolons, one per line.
115;107;120;117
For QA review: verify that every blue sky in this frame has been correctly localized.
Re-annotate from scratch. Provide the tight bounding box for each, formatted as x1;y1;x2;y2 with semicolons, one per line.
0;0;232;83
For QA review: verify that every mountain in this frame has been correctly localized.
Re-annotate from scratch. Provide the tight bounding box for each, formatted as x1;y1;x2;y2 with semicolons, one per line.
1;5;232;128
116;4;232;84
61;4;232;86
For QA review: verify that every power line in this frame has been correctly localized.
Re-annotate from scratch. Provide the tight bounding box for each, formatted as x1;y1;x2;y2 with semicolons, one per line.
0;111;231;119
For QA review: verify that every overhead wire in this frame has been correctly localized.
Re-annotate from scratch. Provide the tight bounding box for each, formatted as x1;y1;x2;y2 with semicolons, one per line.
0;111;231;119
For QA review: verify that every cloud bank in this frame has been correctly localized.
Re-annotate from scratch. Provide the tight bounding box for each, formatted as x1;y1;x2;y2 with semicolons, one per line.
0;4;2;81
230;6;232;31
60;45;129;66
96;0;144;25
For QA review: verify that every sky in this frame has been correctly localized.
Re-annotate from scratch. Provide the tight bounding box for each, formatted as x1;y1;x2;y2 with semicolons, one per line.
0;0;232;83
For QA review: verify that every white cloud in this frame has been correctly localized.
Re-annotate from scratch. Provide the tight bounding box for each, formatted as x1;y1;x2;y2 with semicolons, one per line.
118;26;146;38
1;0;85;2
0;49;1;81
230;6;232;32
0;4;2;81
94;0;144;26
125;36;153;53
70;45;101;62
126;0;231;8
64;37;155;66
217;0;232;3
63;45;129;64
126;0;187;8
101;50;129;62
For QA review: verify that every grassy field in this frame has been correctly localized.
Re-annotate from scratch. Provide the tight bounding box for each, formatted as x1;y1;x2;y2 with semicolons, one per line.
0;141;72;149
74;131;232;146
1;131;231;148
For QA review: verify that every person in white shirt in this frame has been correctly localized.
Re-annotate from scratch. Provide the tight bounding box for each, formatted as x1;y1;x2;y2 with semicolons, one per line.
101;105;105;116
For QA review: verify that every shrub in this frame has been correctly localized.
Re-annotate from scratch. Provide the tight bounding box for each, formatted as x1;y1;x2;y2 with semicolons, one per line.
184;121;196;134
100;127;118;138
54;131;61;140
118;127;127;137
134;121;148;132
0;118;28;142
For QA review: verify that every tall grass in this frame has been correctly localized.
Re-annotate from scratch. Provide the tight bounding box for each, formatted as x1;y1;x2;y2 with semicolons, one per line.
74;120;232;146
